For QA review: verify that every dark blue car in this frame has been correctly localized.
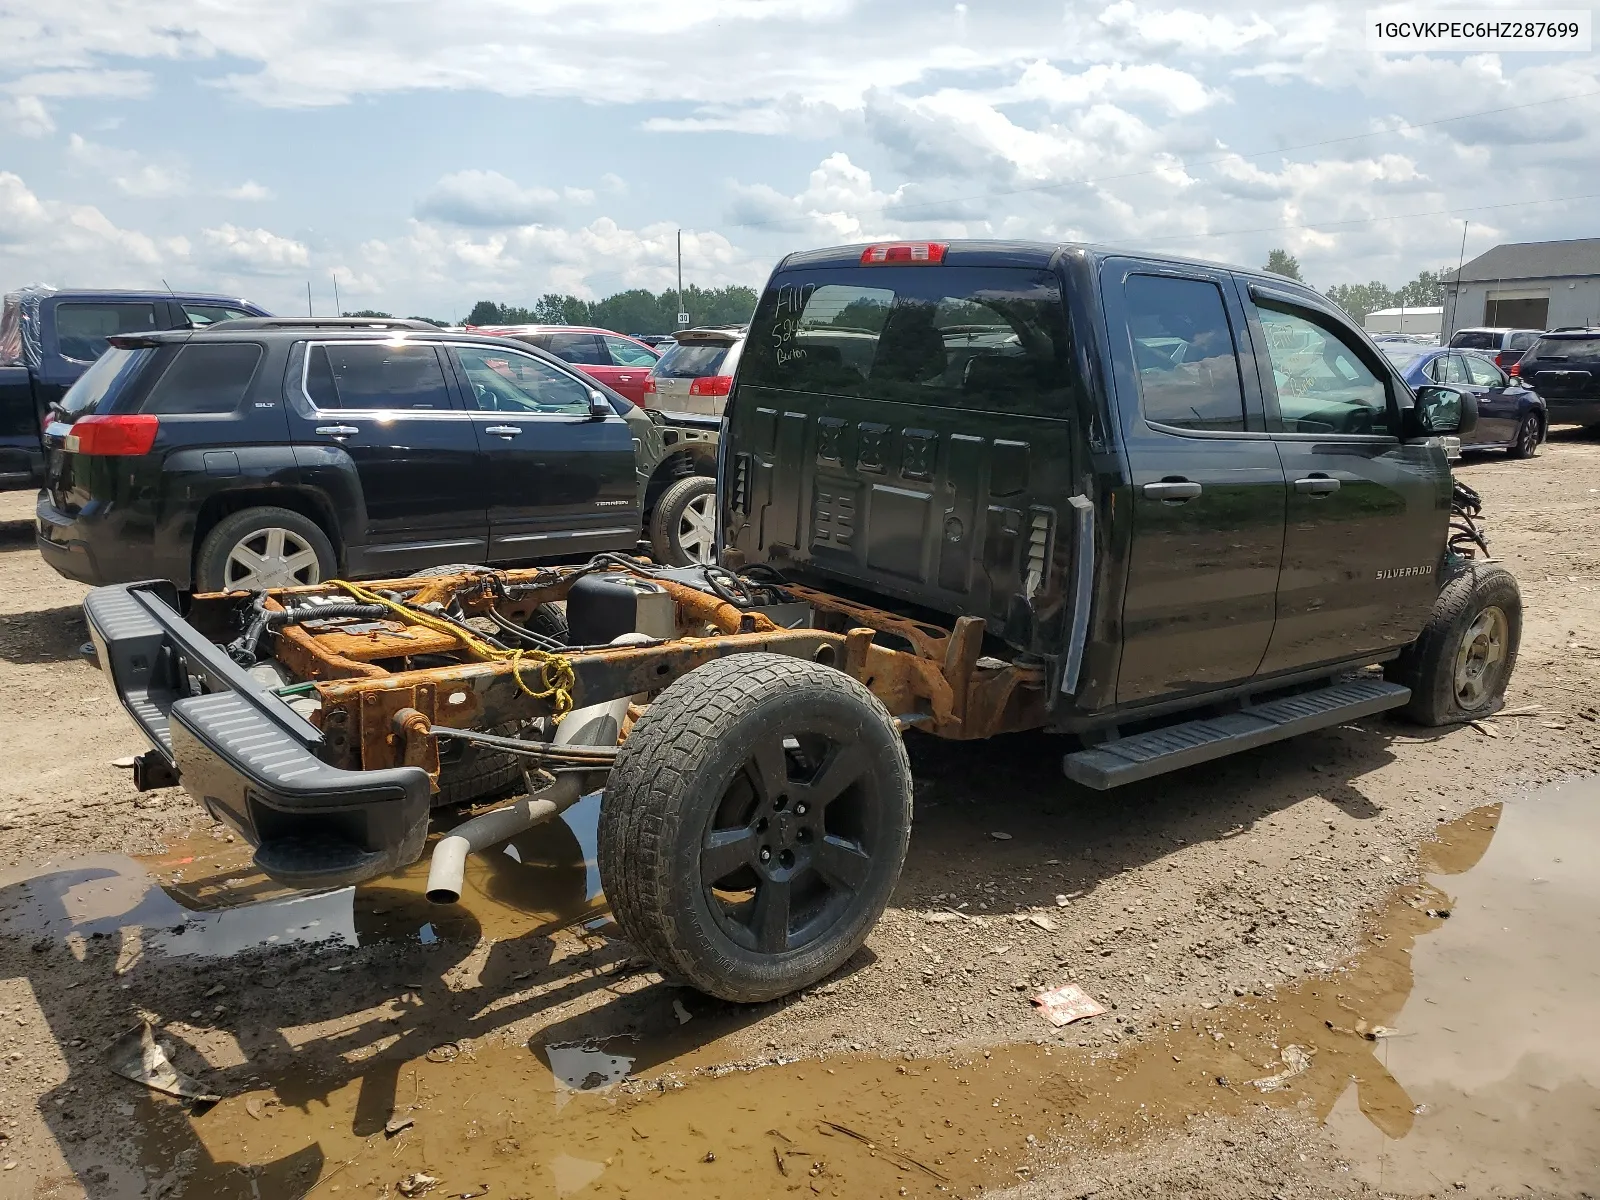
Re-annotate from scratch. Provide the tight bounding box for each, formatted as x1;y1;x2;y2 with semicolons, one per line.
1380;343;1546;459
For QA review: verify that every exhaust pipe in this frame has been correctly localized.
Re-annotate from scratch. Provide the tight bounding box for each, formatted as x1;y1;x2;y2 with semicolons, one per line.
424;775;586;904
423;695;631;905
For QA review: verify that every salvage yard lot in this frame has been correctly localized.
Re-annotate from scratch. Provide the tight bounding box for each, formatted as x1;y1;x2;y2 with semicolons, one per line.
1;435;1598;1197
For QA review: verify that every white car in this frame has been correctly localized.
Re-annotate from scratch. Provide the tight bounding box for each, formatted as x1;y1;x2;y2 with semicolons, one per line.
643;326;744;417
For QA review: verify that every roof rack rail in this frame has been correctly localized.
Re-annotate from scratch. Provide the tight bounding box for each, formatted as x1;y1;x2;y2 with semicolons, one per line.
200;317;442;332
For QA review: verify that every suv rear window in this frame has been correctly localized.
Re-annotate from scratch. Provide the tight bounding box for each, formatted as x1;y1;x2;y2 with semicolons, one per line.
541;332;608;365
654;342;732;379
1449;330;1499;350
305;343;451;410
55;302;159;363
182;303;256;327
58;345;154;419
742;265;1076;416
143;343;263;414
1509;332;1540;351
1528;336;1600;359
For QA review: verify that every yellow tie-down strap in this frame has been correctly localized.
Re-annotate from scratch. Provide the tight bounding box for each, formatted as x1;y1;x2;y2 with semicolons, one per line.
326;579;575;720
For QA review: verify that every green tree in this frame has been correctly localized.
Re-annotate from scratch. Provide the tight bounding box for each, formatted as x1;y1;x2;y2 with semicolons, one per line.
1264;248;1303;281
406;316;449;327
342;309;393;318
1394;267;1451;309
1325;281;1394;324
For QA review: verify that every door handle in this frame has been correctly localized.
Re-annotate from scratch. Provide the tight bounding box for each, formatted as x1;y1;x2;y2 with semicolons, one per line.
315;424;359;439
618;375;633;382
484;425;523;439
1293;475;1340;496
1142;480;1202;502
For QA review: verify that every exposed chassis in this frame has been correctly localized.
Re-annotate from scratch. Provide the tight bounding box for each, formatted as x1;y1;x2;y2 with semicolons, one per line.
221;563;1050;787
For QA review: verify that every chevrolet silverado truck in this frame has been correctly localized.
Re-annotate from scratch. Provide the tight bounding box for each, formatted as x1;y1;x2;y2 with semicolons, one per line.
83;240;1517;1003
0;285;267;490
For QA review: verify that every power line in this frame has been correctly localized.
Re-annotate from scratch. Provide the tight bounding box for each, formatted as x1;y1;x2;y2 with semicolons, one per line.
728;86;1600;231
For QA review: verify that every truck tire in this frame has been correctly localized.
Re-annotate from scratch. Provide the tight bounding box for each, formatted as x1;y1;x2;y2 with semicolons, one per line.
598;653;912;1002
648;474;717;566
1385;561;1521;726
195;507;336;593
403;566;567;806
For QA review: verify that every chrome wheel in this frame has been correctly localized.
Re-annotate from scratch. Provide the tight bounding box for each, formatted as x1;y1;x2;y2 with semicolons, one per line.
224;527;324;589
676;493;716;565
1516;417;1539;457
1453;604;1509;710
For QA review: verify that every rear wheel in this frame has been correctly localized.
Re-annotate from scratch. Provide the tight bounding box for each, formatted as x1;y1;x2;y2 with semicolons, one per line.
1507;414;1541;459
648;475;717;566
1386;561;1521;725
598;654;912;1002
196;507;335;593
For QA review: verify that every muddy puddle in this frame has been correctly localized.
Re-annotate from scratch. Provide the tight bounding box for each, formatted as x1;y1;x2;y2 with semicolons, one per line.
0;794;607;963
5;779;1600;1197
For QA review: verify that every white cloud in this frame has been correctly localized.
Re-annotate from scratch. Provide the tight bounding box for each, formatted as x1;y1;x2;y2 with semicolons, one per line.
201;223;310;273
0;96;53;137
1007;61;1220;116
220;180;273;201
0;171;188;284
415;170;593;227
66;134;188;198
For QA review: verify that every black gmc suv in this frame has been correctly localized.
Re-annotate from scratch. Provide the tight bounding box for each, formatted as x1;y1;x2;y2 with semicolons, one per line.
1513;328;1600;425
37;317;717;591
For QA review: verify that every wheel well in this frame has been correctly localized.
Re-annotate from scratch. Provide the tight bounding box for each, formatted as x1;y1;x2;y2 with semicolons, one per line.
191;489;343;576
643;448;715;515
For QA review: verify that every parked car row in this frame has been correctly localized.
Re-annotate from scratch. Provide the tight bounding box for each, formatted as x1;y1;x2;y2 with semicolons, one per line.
34;318;721;592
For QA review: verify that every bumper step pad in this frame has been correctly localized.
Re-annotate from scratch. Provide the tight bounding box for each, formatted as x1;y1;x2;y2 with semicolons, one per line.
1062;677;1410;790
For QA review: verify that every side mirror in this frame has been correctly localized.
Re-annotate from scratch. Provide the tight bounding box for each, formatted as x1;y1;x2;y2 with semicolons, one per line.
588;390;612;419
1412;384;1477;437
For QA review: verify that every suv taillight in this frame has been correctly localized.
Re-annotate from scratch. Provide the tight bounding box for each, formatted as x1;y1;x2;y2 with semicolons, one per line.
689;375;732;397
1508;361;1521;378
64;414;159;456
643;377;658;394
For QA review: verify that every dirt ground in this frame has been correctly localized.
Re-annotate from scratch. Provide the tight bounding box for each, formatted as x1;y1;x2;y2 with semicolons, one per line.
1;432;1598;1199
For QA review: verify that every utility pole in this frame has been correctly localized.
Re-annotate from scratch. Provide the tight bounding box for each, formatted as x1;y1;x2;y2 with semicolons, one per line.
676;229;688;330
307;280;313;317
332;273;341;317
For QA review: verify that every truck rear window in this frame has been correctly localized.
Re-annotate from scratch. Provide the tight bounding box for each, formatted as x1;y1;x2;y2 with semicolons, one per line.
742;266;1076;416
55;302;159;363
58;346;153;419
1449;330;1499;350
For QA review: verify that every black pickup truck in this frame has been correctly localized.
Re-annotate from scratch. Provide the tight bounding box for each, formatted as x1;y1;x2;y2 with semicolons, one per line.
0;286;267;490
83;240;1517;1003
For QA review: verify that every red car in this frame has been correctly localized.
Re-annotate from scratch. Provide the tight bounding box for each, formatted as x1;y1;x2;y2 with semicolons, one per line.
469;325;660;404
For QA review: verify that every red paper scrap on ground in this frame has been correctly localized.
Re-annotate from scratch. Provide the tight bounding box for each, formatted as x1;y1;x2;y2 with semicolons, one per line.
1032;983;1107;1027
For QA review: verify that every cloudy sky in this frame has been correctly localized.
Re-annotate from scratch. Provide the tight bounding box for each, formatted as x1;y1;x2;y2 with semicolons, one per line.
1;1;1596;319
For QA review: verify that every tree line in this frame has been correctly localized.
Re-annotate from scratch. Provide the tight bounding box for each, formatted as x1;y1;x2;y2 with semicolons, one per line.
466;285;759;334
1262;248;1453;324
343;283;760;334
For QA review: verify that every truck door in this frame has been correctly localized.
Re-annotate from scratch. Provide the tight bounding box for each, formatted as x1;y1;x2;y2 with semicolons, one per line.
1101;262;1288;705
1240;281;1448;674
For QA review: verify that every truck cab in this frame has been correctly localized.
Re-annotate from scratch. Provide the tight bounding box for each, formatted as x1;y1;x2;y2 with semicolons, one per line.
724;241;1497;764
0;286;267;489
